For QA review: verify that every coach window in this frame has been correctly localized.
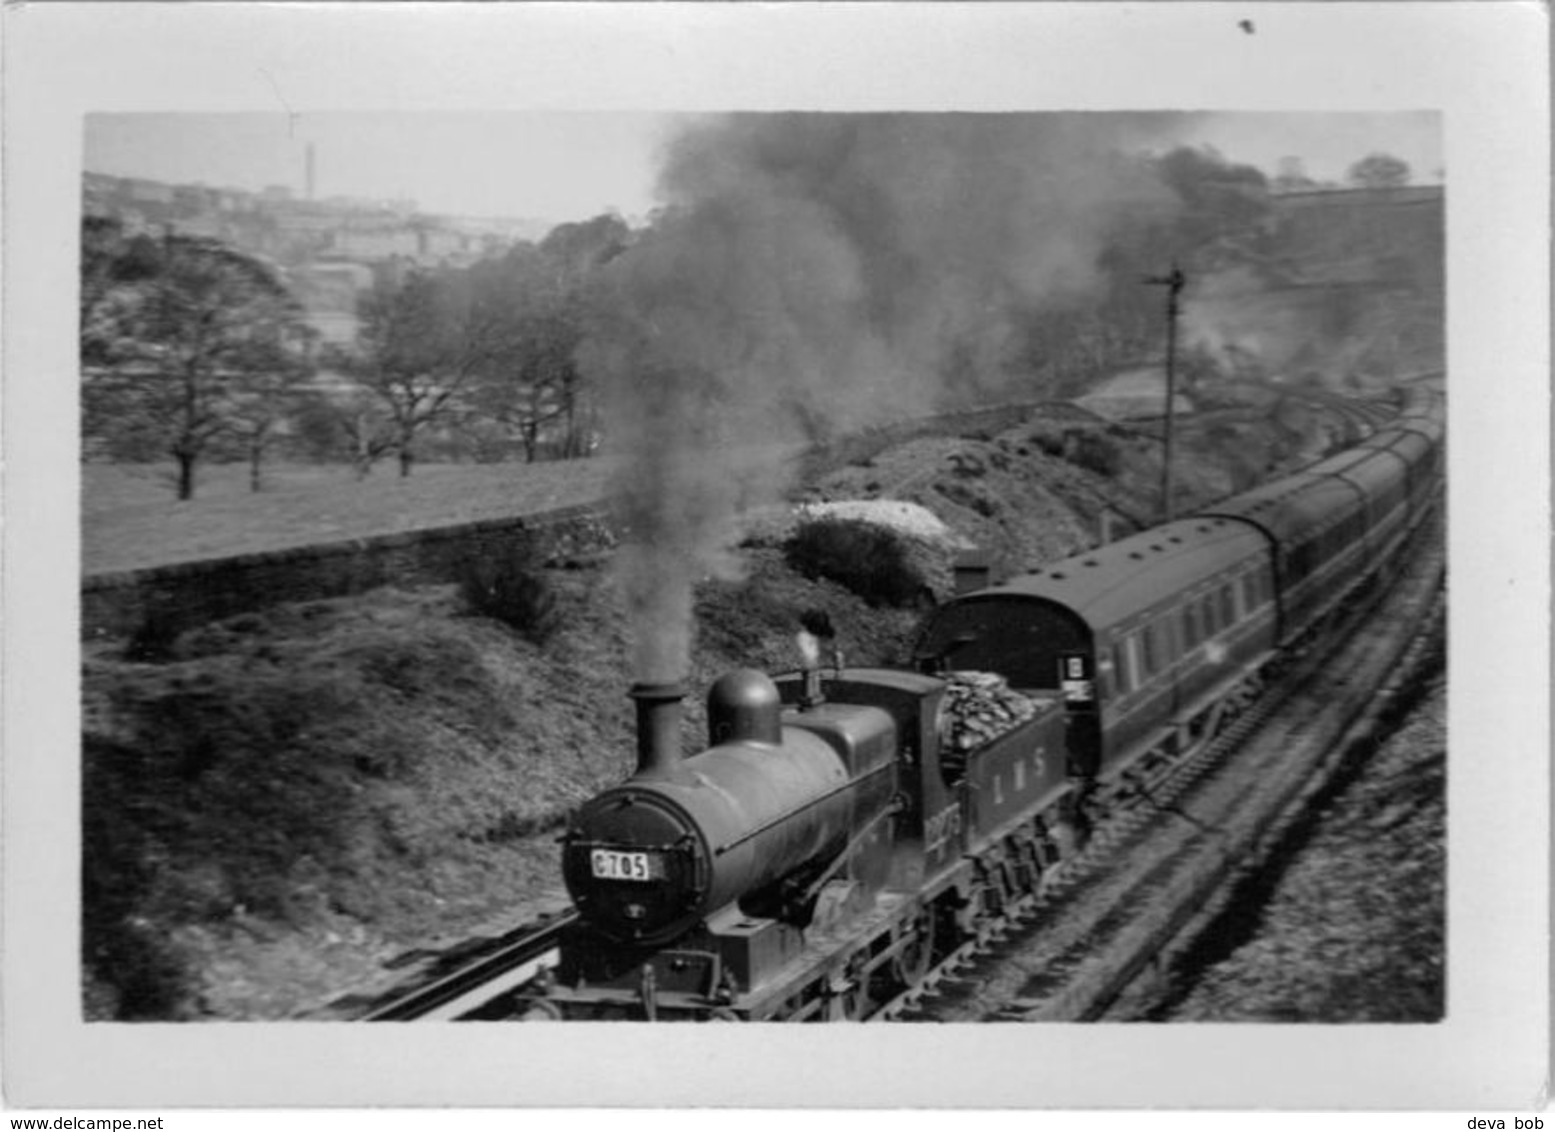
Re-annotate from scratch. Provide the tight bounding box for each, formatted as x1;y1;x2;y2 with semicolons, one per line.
1220;586;1236;625
1182;604;1199;649
1242;574;1259;610
1110;643;1129;695
1139;628;1157;678
1148;621;1167;670
1121;639;1140;692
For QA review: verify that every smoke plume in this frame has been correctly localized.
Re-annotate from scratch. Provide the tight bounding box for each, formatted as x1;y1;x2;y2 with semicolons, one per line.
1183;265;1442;389
587;113;1184;683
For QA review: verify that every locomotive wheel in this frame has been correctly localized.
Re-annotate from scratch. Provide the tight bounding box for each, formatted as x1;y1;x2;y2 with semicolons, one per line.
1016;840;1045;896
889;909;936;989
843;978;873;1020
834;957;874;1021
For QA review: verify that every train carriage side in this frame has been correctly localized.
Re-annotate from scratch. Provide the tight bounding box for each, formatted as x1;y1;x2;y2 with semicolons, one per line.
1361;413;1445;526
1297;443;1417;585
915;518;1276;790
1200;400;1442;648
1195;471;1369;647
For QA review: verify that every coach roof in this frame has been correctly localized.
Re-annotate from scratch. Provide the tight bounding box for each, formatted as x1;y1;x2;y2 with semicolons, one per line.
956;516;1269;634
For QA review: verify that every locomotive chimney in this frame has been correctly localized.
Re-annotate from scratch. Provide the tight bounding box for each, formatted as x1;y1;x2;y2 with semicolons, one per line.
630;681;686;779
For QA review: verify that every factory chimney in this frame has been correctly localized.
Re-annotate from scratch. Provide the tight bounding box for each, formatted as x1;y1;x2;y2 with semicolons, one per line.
630;682;686;779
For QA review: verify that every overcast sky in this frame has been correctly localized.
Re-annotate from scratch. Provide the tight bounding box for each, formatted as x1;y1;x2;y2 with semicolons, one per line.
84;111;1442;226
84;111;682;222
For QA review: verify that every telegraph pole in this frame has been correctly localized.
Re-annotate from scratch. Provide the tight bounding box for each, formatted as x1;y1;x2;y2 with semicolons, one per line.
1145;265;1186;522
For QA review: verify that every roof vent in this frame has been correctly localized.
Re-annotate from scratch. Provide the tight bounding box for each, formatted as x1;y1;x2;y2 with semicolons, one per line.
1169;536;1183;544
1083;558;1099;567
1049;571;1066;580
1129;552;1144;560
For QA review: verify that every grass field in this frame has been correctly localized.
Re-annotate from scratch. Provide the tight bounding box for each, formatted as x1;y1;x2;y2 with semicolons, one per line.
81;458;620;575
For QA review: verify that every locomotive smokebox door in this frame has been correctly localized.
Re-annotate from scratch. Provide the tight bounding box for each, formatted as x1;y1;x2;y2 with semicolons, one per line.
1059;653;1095;705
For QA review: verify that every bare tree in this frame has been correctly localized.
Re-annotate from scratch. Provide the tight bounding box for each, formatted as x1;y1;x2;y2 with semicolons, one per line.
456;219;629;464
223;321;319;491
335;391;400;478
328;269;507;476
81;228;313;499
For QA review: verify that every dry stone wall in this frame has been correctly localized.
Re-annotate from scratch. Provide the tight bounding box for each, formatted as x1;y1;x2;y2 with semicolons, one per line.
81;405;1037;643
82;505;615;642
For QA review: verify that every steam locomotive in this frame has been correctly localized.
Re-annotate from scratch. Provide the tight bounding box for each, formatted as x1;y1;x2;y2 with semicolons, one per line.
516;386;1444;1021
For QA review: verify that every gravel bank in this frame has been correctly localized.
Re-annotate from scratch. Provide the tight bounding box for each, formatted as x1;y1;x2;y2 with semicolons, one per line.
1153;670;1446;1022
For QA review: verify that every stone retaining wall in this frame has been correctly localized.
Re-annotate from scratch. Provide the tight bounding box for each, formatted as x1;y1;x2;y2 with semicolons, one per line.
81;404;1040;643
82;505;616;642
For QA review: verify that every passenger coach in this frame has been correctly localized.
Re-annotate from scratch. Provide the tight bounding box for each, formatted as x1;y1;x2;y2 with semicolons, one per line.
916;517;1277;800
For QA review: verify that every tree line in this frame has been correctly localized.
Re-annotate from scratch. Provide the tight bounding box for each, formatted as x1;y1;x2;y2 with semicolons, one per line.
81;212;631;499
80;146;1417;501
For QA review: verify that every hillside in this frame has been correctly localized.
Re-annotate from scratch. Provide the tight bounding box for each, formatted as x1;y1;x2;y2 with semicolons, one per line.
1184;187;1444;390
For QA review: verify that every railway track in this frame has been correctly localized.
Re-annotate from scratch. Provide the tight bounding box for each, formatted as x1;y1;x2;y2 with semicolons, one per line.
358;909;577;1021
880;506;1445;1023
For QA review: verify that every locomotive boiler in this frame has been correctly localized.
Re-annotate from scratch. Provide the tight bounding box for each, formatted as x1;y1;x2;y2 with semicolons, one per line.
562;672;901;945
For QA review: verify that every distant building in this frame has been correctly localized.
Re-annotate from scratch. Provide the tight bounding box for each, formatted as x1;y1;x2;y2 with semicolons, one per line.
79;170;546;352
416;224;471;261
333;225;419;260
303;311;361;347
291;261;374;347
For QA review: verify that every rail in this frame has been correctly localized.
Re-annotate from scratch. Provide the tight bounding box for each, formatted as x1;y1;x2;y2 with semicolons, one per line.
361;910;577;1021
